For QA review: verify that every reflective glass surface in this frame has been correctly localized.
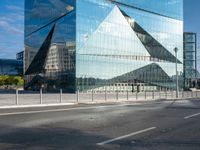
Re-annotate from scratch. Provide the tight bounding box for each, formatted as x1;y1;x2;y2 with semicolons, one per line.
25;0;183;92
0;59;23;75
25;0;76;92
114;0;183;20
184;34;196;43
76;0;183;91
183;33;196;84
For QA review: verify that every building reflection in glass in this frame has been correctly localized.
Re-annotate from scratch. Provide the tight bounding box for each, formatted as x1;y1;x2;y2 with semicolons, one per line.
25;0;183;92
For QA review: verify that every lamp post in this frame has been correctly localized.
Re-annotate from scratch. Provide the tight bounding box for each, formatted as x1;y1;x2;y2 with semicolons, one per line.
174;47;179;98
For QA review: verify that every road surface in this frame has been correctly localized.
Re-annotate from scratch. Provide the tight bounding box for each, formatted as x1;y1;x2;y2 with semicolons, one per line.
0;100;199;150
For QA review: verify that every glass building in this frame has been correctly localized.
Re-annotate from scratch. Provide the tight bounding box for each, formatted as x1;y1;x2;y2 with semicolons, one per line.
25;0;183;92
0;59;23;76
16;51;24;61
183;32;197;89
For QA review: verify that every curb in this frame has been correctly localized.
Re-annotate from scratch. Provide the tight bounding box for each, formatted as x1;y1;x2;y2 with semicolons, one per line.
0;98;199;109
0;103;76;109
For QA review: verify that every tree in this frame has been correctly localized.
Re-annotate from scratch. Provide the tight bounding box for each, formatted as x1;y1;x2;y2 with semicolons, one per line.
0;75;24;86
13;78;19;85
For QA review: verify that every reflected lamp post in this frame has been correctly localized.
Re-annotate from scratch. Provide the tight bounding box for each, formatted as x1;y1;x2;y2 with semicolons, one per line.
174;47;179;98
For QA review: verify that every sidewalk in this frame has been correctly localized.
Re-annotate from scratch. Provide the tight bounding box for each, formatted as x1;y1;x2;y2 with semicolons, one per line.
0;96;199;109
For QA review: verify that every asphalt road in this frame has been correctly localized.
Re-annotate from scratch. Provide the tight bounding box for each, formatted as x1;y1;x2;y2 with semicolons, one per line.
0;100;199;150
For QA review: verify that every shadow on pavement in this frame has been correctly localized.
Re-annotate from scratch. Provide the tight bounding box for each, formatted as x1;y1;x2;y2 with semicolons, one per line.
165;99;200;110
0;125;113;150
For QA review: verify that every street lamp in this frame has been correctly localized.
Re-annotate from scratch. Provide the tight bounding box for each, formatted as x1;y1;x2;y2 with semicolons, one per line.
174;47;179;98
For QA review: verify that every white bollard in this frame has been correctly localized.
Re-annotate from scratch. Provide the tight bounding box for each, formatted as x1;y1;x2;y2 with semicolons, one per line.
116;90;118;101
92;90;94;102
40;88;42;104
152;90;155;100
127;90;129;101
105;89;107;102
16;89;18;105
136;92;138;100
145;91;147;100
60;89;62;103
77;90;79;103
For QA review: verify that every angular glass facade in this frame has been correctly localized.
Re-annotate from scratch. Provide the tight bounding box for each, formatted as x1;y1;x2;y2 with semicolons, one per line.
25;0;76;92
25;0;183;92
0;59;23;76
183;32;197;89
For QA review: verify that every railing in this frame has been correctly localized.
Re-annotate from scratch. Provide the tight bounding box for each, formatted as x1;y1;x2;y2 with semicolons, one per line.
0;89;200;106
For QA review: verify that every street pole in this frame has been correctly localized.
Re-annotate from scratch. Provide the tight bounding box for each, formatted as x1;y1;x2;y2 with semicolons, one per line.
174;47;179;98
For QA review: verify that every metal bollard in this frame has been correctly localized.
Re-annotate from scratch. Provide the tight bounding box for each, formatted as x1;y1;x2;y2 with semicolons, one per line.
145;91;147;100
126;90;129;101
16;89;18;105
159;91;161;99
165;90;167;99
152;90;155;100
182;91;184;98
171;90;173;98
196;91;198;98
40;88;42;104
92;90;94;102
116;90;118;101
77;90;79;103
60;89;62;103
105;89;107;102
136;92;138;100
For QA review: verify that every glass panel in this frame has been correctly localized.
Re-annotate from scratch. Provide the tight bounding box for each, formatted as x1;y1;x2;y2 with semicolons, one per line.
25;0;76;92
184;34;196;43
76;0;183;92
184;43;195;51
185;61;195;69
185;52;195;60
113;0;183;20
0;60;23;75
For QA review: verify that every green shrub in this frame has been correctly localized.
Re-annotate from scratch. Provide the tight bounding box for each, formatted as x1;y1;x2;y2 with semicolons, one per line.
0;75;24;86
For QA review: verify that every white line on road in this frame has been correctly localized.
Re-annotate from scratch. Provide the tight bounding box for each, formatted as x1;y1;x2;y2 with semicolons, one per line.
184;112;200;119
97;127;156;146
0;103;142;116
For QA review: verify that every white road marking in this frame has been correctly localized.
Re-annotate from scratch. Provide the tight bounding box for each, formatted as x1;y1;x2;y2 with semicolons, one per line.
0;103;75;109
184;112;200;119
0;103;142;116
97;127;156;146
0;100;175;116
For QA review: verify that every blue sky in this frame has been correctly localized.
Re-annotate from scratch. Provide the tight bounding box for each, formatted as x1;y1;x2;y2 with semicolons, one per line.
184;0;200;71
0;0;199;59
0;0;24;59
184;0;200;48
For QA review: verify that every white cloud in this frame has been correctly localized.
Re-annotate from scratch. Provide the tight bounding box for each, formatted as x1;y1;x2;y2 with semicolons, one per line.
167;0;179;5
6;5;23;12
0;20;23;35
0;13;24;23
0;4;24;35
